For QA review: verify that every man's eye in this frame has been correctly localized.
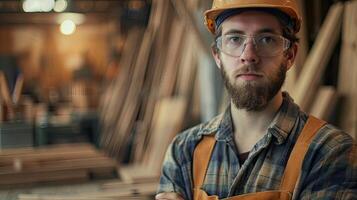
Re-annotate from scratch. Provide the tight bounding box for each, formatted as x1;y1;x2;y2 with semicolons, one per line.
227;36;244;44
259;36;275;44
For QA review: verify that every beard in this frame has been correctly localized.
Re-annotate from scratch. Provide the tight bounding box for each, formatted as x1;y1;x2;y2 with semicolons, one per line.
220;63;287;111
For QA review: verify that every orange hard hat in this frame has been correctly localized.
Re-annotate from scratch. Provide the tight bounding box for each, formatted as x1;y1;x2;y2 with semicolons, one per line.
204;0;302;34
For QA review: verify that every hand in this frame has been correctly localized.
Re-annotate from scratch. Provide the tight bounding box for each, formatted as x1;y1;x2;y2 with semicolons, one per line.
155;192;184;200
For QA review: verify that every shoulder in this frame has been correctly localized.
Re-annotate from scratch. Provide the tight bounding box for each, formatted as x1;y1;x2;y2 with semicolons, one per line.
304;121;356;169
313;123;355;151
173;113;225;143
170;113;225;158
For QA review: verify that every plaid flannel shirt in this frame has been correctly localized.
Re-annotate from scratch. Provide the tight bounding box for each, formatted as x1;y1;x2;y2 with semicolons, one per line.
158;92;357;200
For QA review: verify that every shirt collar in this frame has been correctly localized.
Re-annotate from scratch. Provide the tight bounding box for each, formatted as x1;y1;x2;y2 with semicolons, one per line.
197;92;300;145
268;92;300;144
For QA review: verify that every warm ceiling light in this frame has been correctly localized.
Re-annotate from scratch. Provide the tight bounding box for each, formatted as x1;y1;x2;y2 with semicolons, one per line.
41;0;55;12
60;19;76;35
23;0;55;12
54;0;68;12
23;0;40;12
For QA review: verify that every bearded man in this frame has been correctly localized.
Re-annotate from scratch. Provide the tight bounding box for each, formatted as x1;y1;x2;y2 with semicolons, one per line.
156;1;357;200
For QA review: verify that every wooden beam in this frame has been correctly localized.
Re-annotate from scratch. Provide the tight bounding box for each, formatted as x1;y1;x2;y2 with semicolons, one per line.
12;74;24;105
283;0;309;93
291;3;344;111
116;97;187;182
0;71;13;120
99;28;144;151
295;0;309;72
169;0;210;56
338;0;357;139
309;86;338;121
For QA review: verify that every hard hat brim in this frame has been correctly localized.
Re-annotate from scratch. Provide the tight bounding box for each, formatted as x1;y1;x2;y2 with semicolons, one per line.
204;4;301;34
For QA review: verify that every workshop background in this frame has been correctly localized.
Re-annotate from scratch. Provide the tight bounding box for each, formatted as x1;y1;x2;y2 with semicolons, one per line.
0;0;355;199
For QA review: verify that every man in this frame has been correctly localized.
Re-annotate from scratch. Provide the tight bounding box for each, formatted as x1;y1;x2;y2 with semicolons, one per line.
156;0;356;199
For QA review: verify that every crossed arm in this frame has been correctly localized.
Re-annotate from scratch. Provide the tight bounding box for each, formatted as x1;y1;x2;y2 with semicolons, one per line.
155;192;184;200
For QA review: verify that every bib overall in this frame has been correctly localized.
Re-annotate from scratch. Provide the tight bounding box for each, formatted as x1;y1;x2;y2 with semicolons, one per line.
193;116;326;200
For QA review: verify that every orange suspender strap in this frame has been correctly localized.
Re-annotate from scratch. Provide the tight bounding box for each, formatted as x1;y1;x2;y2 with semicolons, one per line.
279;115;326;194
193;135;216;199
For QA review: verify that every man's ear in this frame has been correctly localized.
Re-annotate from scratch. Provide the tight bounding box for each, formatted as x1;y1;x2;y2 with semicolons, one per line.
285;43;298;71
211;45;222;69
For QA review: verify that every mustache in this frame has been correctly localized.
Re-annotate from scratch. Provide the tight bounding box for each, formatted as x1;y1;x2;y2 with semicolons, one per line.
233;64;261;76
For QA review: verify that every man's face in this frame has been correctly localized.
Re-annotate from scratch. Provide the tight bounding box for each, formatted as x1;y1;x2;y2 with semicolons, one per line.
213;11;296;111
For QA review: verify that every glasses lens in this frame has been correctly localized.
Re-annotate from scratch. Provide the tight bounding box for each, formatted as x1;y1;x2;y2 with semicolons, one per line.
255;34;287;56
218;34;245;56
217;33;290;57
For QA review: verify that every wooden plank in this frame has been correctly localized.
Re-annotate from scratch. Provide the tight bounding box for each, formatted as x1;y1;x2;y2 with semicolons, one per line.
291;3;344;111
117;164;159;183
0;169;89;186
102;178;159;190
99;28;144;151
338;0;357;139
0;157;116;175
19;197;113;200
121;97;187;182
176;29;197;97
99;0;204;166
19;195;152;200
18;183;156;200
283;0;308;93
309;86;338;121
295;0;309;73
0;143;117;186
12;74;24;105
110;26;155;160
0;150;106;172
0;71;13;120
169;0;210;56
131;0;174;163
0;143;95;156
100;0;174;161
144;97;187;174
159;18;185;97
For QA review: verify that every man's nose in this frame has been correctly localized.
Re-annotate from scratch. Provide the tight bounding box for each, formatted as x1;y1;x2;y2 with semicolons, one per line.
240;42;259;64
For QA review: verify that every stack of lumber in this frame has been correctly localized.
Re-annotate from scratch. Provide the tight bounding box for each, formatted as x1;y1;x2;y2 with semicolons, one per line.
99;0;204;177
17;180;157;200
18;194;153;200
0;143;118;187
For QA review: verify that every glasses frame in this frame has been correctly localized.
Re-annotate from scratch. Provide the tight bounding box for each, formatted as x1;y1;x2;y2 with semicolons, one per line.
216;33;291;57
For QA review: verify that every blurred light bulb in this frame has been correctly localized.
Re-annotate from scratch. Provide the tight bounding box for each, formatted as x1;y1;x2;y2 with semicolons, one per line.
60;20;76;35
23;0;55;12
41;0;55;12
23;0;39;12
54;0;68;12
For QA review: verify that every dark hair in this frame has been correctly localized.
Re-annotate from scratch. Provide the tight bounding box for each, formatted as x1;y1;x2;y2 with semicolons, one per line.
212;8;299;52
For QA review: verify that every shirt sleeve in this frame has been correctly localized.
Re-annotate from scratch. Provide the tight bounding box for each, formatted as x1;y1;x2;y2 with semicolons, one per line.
297;130;357;200
157;135;190;200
